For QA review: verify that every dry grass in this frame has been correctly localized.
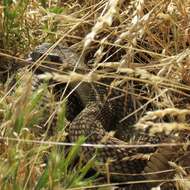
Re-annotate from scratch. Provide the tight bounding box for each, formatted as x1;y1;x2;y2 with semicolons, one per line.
0;0;190;189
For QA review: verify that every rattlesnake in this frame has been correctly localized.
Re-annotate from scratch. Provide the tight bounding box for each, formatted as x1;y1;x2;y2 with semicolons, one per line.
26;43;189;190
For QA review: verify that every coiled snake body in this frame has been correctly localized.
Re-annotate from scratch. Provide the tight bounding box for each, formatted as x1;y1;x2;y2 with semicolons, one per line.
28;43;189;190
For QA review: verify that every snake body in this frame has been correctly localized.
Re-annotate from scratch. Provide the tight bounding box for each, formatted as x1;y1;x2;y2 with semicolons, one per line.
28;43;189;190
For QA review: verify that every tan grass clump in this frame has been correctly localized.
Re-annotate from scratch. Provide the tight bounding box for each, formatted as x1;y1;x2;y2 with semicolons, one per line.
135;108;190;135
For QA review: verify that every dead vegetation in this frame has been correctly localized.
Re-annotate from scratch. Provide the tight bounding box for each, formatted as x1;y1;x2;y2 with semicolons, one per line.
0;0;190;189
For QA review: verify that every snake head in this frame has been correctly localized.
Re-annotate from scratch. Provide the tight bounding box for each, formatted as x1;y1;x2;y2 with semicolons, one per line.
28;43;80;72
29;43;63;63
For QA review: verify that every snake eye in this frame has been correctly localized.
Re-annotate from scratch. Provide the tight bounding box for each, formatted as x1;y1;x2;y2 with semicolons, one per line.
48;54;62;63
29;51;42;61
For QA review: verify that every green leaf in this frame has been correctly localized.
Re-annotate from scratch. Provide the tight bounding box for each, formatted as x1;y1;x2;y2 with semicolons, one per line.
14;112;24;133
48;7;64;14
35;167;49;190
56;101;66;131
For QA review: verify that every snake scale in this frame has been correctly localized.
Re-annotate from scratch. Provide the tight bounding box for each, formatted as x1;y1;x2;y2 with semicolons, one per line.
25;43;189;190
